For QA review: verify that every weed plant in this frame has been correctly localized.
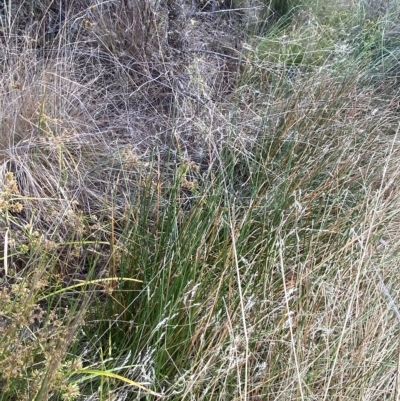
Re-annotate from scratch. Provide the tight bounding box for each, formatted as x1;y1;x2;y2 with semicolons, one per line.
0;0;400;400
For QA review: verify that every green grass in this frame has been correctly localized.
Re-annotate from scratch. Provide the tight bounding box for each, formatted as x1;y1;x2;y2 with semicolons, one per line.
1;0;400;399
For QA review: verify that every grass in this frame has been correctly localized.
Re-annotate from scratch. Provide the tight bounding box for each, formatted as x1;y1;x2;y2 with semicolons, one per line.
0;0;400;399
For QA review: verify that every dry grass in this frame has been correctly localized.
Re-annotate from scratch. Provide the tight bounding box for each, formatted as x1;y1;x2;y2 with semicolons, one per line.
0;0;400;399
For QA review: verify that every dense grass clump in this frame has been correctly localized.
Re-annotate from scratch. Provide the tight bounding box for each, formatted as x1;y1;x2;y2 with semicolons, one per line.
0;0;400;399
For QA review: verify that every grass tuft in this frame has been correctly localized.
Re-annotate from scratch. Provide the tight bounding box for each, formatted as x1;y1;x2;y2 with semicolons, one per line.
0;0;400;399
